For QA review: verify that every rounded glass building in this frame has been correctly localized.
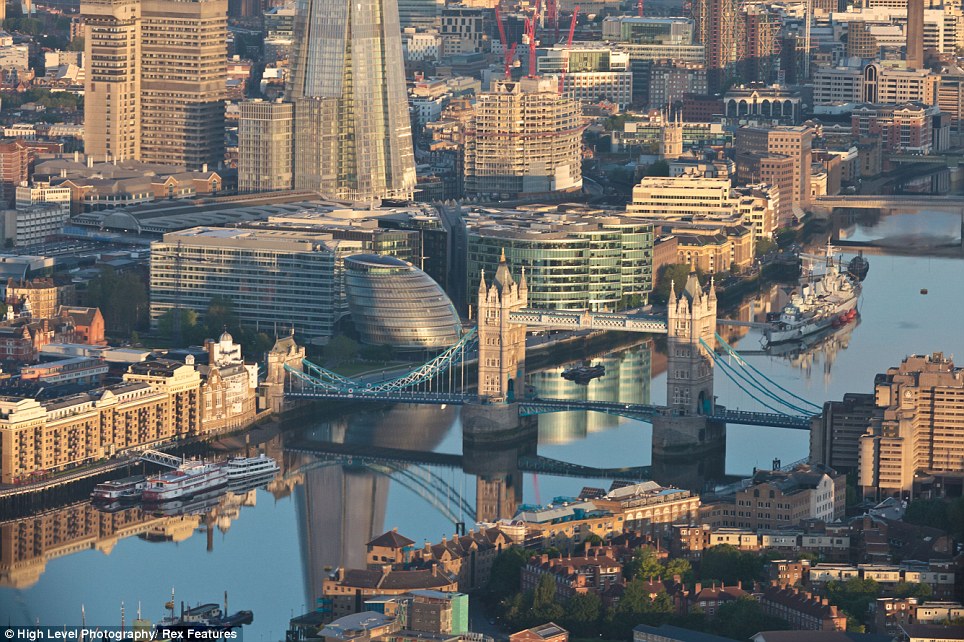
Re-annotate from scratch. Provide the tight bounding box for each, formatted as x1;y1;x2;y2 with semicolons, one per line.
344;254;462;349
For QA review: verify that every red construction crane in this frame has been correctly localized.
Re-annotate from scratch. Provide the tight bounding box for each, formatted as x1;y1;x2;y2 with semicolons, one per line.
567;5;579;47
637;0;643;16
558;6;579;94
525;13;537;77
495;3;516;78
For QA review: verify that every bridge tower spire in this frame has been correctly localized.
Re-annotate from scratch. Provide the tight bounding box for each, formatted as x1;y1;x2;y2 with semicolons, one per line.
477;252;527;402
666;272;717;415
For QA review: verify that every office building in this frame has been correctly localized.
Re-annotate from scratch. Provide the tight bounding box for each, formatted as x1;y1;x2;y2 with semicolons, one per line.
602;17;695;45
692;0;740;92
343;254;461;350
289;0;416;202
81;0;142;163
537;45;633;109
0;139;29;208
851;102;937;155
735;125;813;222
703;463;846;530
464;205;653;311
238;99;293;193
629;176;735;220
859;353;964;498
81;0;227;170
398;0;443;28
811;393;876;473
464;78;582;199
812;63;939;106
150;227;340;342
139;0;227;169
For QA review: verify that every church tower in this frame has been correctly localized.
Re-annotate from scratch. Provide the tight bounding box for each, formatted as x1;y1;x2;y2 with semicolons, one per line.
666;272;717;415
476;251;527;402
660;111;684;160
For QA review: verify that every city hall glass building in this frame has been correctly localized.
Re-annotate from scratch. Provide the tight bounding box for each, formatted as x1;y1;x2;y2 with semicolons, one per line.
289;0;416;201
344;254;462;349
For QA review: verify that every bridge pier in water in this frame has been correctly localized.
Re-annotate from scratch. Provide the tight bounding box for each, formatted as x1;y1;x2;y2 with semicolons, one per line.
650;273;726;491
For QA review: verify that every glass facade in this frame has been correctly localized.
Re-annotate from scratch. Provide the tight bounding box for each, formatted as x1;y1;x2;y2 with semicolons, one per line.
465;211;654;312
289;0;416;201
150;228;339;342
344;254;462;349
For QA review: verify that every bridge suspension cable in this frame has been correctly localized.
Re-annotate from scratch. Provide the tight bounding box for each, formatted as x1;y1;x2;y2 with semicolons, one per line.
714;332;822;412
700;338;801;417
701;338;815;416
287;328;477;395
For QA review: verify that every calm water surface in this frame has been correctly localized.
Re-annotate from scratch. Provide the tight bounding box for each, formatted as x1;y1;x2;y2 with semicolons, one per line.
4;212;964;637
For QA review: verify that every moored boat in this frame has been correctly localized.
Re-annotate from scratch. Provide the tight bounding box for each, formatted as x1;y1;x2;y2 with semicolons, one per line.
142;460;227;503
91;474;147;503
763;246;861;347
222;453;280;481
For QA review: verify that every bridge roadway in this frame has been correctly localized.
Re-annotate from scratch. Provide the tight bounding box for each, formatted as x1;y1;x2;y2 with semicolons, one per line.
519;399;813;429
813;194;964;211
285;440;652;479
286;389;813;429
508;308;668;333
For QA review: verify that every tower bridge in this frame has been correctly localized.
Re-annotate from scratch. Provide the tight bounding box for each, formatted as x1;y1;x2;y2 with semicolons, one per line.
283;253;818;459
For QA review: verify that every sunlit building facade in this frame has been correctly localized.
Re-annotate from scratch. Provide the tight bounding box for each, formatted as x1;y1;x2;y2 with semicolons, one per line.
289;0;416;201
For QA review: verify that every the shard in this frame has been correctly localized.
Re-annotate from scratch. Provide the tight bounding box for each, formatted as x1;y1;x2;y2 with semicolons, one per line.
289;0;417;202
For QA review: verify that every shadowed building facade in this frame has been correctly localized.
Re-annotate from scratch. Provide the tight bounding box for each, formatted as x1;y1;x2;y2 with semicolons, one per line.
289;0;416;201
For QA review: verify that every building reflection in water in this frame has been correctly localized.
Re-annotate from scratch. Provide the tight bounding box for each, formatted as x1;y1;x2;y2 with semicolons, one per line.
293;404;455;610
527;340;653;444
0;465;270;590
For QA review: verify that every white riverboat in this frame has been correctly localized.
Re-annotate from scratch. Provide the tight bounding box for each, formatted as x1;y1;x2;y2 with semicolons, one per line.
142;460;228;503
221;453;280;481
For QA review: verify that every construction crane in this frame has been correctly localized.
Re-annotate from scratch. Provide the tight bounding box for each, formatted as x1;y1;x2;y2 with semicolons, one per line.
547;0;559;42
525;13;537;77
557;6;579;95
637;0;643;17
495;3;517;79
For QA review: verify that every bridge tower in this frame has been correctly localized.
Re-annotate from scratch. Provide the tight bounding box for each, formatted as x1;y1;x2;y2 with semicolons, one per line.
652;272;725;491
666;272;716;415
476;251;527;402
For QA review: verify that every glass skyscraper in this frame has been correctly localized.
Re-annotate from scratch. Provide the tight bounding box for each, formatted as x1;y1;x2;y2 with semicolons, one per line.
289;0;417;202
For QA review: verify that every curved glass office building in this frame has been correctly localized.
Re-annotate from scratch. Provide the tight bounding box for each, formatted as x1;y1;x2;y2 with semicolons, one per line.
344;254;462;349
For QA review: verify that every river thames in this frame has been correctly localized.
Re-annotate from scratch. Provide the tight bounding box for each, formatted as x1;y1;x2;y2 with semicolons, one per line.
2;210;963;640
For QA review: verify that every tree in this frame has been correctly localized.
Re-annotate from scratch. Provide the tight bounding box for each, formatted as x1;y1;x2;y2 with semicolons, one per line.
625;547;665;581
651;264;705;304
533;573;556;610
894;581;931;599
156;308;202;343
664;558;694;584
67;37;84;51
204;294;239;337
755;238;776;256
699;545;765;587
486;548;530;599
85;269;149;337
562;592;602;637
645;160;670;177
715;596;790;640
324;335;360;364
826;577;880;625
532;574;565;623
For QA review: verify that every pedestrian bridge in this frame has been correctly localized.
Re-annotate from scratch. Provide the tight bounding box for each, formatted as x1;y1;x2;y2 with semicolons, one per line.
508;309;668;333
